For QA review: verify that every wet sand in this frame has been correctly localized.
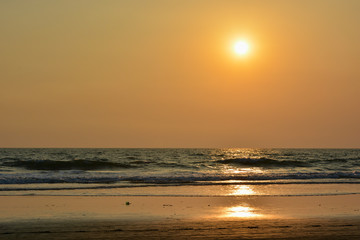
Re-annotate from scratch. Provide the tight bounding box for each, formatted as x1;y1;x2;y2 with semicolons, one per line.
0;195;359;239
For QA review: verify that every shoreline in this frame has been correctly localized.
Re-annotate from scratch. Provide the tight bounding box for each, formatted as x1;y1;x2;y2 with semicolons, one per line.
1;194;359;239
1;194;359;221
1;182;360;197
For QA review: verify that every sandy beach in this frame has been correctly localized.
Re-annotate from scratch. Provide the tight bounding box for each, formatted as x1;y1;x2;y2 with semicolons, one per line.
1;194;359;239
2;0;360;238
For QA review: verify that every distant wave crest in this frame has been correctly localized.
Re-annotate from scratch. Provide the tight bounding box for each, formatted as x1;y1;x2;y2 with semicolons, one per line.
216;157;310;167
1;159;134;170
0;171;359;185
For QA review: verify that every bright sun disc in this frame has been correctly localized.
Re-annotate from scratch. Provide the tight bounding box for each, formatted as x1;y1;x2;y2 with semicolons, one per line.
234;41;249;55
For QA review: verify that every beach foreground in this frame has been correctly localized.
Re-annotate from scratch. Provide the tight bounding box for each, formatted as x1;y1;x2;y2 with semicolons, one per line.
1;194;359;239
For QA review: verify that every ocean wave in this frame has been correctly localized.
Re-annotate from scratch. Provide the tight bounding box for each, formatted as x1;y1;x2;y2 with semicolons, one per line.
125;171;360;184
0;159;135;170
156;162;199;169
322;157;360;163
0;171;359;185
1;184;359;194
216;158;310;167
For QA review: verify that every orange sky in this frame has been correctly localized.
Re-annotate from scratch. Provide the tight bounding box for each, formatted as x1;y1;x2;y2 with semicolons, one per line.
1;0;360;148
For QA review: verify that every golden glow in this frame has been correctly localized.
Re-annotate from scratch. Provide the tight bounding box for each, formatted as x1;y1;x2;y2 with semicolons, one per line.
223;205;261;218
229;185;255;196
225;167;264;175
234;40;250;55
1;2;359;148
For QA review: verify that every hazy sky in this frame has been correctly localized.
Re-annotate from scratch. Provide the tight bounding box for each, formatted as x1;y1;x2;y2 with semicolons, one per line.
1;0;360;148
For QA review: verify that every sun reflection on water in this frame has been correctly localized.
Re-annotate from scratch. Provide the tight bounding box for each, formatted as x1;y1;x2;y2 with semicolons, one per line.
224;166;265;176
223;205;262;218
229;185;255;196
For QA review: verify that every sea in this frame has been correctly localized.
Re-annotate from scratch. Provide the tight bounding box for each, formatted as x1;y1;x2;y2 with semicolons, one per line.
0;148;359;197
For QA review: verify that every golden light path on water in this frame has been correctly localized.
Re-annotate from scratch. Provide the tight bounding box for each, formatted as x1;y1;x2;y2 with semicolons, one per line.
195;149;269;220
230;185;255;196
221;185;263;218
218;160;266;218
219;184;264;218
224;206;262;218
222;167;264;195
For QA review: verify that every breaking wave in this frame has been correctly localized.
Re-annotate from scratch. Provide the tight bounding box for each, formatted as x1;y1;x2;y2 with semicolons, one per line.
1;159;135;170
0;171;359;185
216;158;310;167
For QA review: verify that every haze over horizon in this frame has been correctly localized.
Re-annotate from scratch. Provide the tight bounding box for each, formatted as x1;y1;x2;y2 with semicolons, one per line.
1;0;360;148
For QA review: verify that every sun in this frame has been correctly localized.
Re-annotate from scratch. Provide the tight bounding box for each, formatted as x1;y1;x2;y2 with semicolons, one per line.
233;40;250;56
